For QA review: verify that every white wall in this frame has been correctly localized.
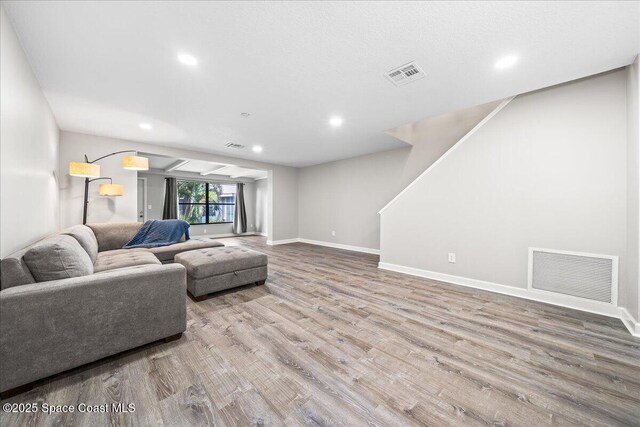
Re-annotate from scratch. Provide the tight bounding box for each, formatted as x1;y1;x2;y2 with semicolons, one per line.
380;70;628;298
59;131;296;241
0;7;59;257
59;132;138;225
296;102;499;251
255;178;268;235
390;100;503;186
625;56;640;322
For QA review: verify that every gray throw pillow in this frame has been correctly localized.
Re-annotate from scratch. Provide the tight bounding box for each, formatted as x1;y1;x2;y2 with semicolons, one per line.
60;225;99;264
24;235;94;282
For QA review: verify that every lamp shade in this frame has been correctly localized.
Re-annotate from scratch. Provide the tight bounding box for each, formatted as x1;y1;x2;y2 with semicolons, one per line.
69;162;100;178
98;183;124;196
122;155;149;171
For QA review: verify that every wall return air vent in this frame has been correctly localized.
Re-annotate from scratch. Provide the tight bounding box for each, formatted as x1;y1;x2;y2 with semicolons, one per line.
385;61;426;86
528;248;618;304
224;142;245;149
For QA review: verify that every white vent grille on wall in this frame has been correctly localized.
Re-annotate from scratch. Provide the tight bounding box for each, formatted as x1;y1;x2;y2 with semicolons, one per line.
385;61;426;86
528;248;618;304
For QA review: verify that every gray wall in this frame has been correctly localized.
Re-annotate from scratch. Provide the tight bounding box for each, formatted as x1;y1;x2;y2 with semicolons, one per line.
138;170;258;237
380;70;628;296
626;57;640;321
1;7;59;257
298;148;409;249
141;172;165;221
255;178;268;235
295;102;498;250
270;167;298;242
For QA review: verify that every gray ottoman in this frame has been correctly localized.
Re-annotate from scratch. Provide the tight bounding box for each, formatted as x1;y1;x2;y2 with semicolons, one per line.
175;247;268;301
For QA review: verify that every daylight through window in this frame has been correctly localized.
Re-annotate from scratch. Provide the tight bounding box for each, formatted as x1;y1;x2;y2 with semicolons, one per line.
177;180;236;224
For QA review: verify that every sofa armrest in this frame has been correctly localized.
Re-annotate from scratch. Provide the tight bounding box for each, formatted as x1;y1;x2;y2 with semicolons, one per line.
1;263;184;296
0;263;186;392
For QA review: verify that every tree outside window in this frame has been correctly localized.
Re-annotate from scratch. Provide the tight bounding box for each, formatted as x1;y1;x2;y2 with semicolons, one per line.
177;180;234;224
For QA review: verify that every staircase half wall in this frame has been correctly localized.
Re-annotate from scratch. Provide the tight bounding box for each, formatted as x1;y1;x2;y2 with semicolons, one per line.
297;100;502;252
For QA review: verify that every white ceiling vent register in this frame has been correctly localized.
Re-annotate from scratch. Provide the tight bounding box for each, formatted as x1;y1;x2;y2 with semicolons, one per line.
224;142;245;149
528;248;618;304
385;61;426;86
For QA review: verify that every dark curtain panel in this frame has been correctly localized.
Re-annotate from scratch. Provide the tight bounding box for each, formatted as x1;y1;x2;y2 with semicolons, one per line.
162;177;178;220
233;183;247;234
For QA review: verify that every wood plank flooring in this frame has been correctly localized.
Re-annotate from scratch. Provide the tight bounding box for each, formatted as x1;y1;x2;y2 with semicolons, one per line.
1;236;639;426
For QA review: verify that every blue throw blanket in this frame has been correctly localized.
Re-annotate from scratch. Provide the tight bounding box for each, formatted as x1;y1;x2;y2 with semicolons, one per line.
123;219;190;249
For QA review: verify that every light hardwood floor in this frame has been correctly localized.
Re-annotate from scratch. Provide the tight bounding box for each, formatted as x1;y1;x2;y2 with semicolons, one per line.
1;236;639;426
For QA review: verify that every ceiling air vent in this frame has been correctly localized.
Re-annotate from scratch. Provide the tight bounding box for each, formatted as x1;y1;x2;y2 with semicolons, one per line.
224;142;245;149
385;61;426;86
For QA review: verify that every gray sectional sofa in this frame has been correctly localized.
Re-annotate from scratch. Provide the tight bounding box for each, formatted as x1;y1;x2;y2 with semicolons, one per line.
0;222;224;397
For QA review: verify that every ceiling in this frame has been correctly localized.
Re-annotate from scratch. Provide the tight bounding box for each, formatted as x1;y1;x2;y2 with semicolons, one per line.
145;154;268;180
4;2;639;167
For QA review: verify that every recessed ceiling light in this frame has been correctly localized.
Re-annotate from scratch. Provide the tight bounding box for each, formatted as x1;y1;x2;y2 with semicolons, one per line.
139;122;152;130
329;116;343;127
177;53;198;66
252;146;263;153
494;55;518;70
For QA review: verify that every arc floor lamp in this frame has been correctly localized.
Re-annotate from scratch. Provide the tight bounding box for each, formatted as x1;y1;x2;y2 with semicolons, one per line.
69;150;149;224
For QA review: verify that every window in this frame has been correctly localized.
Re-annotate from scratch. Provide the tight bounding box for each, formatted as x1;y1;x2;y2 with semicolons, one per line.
177;180;236;224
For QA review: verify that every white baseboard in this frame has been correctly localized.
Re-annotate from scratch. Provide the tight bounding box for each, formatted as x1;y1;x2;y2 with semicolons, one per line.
378;262;625;321
266;238;299;246
193;232;257;239
258;232;268;237
620;307;640;337
264;237;380;255
297;238;380;255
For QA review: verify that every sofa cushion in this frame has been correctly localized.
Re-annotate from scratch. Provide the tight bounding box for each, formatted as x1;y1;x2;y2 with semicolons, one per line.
60;225;99;263
0;246;36;290
87;223;142;252
175;247;267;279
23;235;94;282
148;238;224;262
93;250;161;273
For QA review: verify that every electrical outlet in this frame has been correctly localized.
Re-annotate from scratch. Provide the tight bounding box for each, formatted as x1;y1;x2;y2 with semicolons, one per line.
147;204;152;210
448;253;456;263
331;230;336;236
